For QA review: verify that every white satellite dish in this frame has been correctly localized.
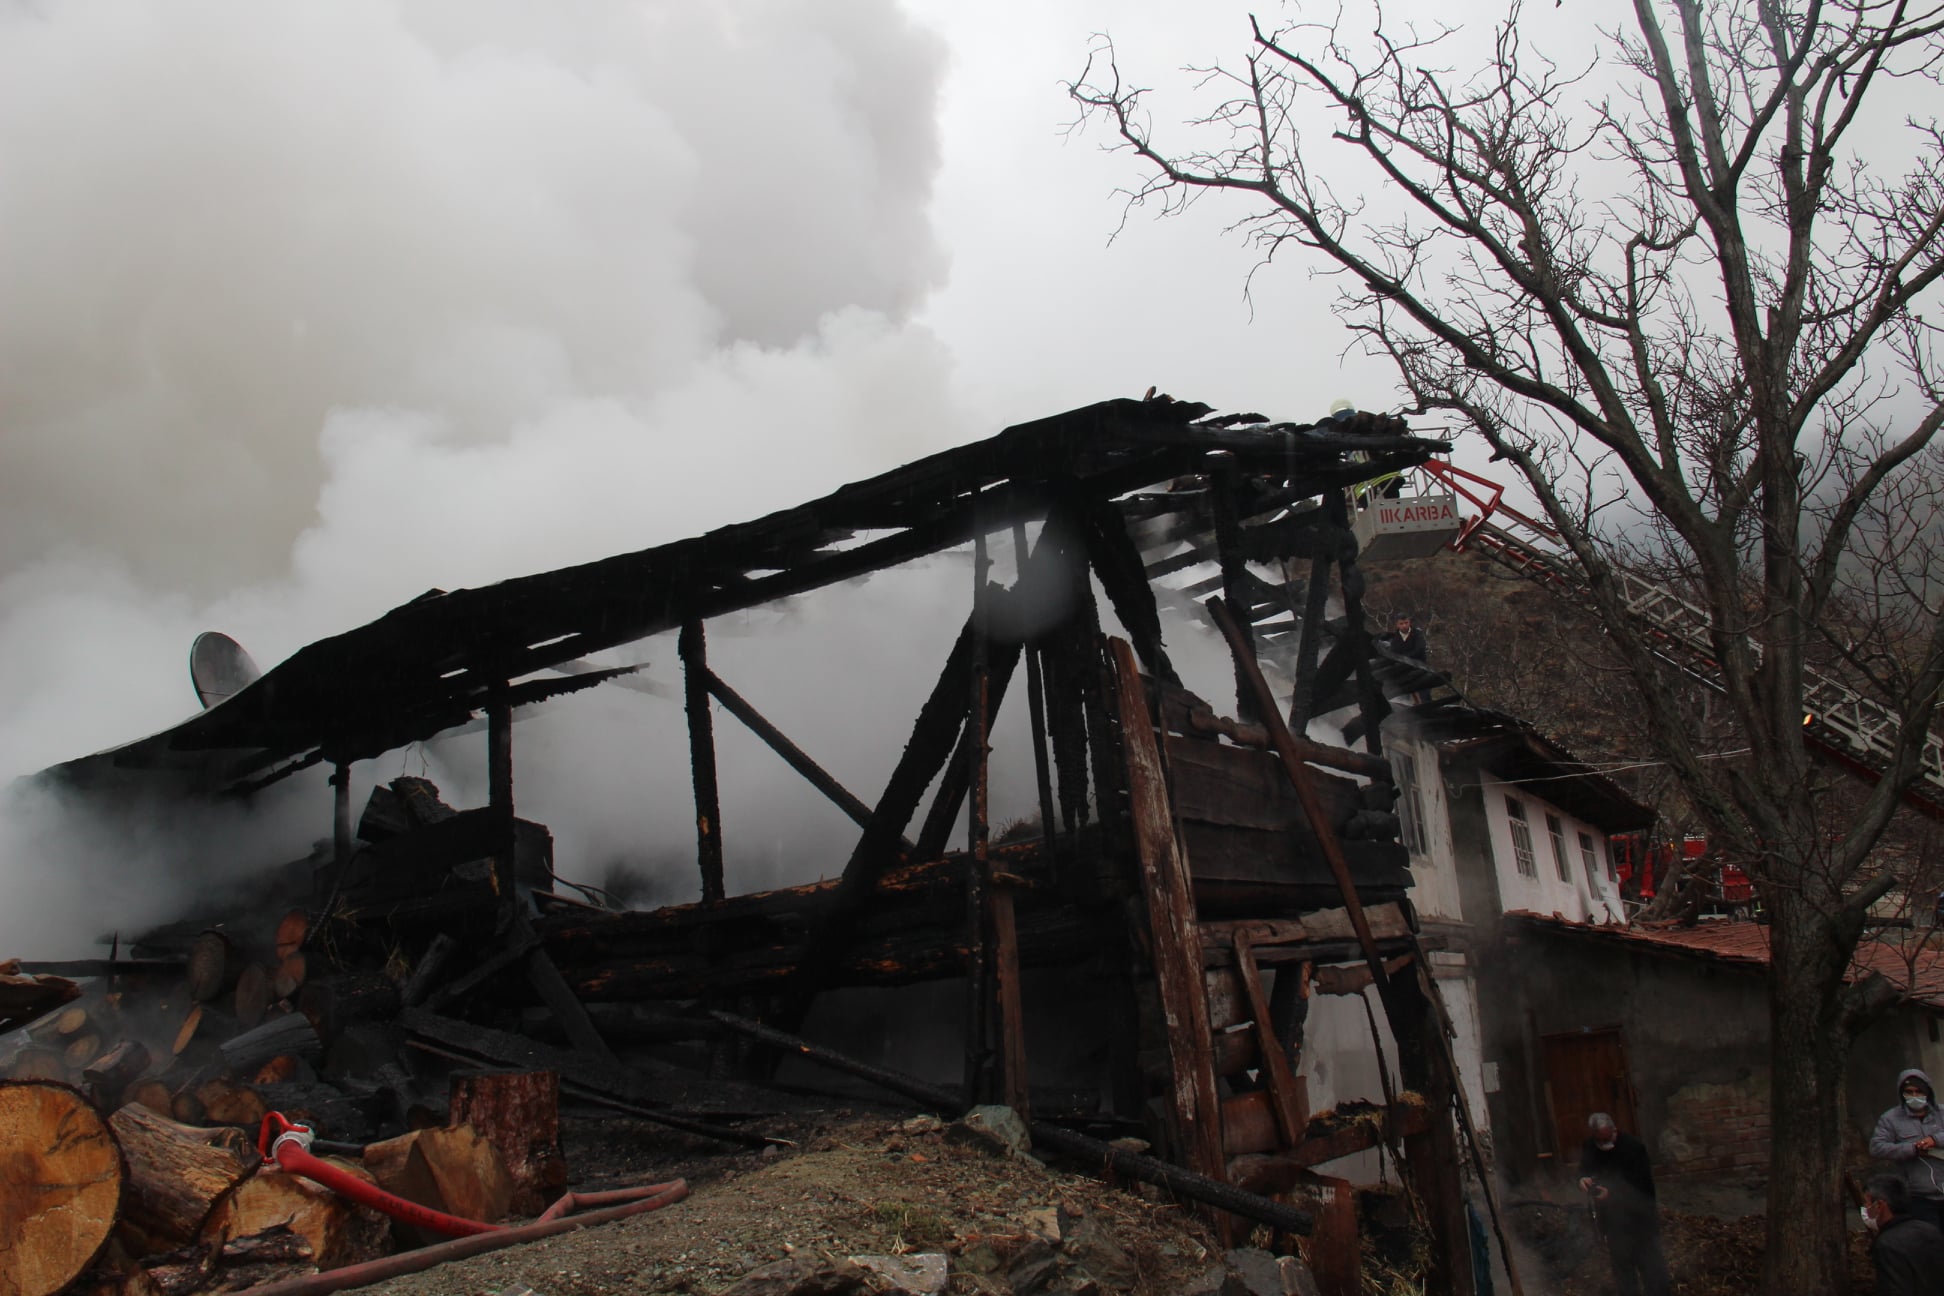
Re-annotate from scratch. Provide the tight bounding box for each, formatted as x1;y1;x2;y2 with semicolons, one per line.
190;631;262;709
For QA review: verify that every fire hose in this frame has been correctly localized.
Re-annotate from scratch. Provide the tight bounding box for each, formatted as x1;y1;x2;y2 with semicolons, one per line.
237;1112;688;1296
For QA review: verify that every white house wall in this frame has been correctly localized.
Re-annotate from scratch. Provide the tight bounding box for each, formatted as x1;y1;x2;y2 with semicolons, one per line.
1387;733;1464;923
1477;775;1625;923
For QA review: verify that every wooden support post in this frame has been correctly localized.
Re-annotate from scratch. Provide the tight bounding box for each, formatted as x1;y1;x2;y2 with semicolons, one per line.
963;529;993;1103
1325;489;1389;754
331;762;353;872
1207;452;1258;722
1013;522;1059;853
680;619;726;903
914;636;1021;862
1288;549;1333;728
1106;638;1226;1189
488;689;515;899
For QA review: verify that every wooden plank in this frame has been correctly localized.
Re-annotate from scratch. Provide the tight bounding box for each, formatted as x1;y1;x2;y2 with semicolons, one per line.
1164;736;1367;833
1107;637;1226;1187
1199;904;1411;952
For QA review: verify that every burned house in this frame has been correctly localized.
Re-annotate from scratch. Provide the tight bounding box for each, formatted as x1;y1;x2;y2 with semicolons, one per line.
9;396;1514;1294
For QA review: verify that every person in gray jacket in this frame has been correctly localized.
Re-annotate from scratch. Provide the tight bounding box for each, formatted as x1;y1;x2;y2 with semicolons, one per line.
1870;1067;1944;1230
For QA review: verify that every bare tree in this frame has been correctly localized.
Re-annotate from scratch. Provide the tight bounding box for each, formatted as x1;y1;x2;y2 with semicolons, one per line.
1073;1;1944;1288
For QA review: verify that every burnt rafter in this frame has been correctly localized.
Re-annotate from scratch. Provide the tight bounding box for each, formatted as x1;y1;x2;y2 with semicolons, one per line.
43;397;1443;793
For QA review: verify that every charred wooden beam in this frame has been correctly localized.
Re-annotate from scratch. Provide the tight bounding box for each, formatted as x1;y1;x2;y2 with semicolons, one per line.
914;634;1021;862
702;667;895;844
963;528;994;1103
1082;496;1178;687
780;617;978;1021
1206;452;1258;722
679;619;726;904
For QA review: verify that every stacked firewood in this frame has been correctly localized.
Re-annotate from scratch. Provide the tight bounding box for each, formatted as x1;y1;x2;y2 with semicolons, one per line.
0;907;562;1296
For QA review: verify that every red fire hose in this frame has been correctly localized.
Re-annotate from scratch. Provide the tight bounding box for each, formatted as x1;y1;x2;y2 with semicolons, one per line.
240;1113;688;1296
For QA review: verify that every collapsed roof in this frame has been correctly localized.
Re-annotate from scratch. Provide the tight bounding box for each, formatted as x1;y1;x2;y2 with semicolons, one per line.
43;396;1446;796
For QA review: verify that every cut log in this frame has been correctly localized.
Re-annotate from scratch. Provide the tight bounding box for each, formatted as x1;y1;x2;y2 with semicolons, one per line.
170;1086;205;1126
4;1047;68;1082
448;1070;564;1216
194;1078;268;1128
251;1055;305;1086
65;1033;105;1070
0;1081;124;1296
172;1004;205;1058
363;1125;512;1235
53;1004;92;1037
219;1015;322;1077
273;912;308;963
0;972;80;1034
233;965;272;1030
272;953;307;1002
186;932;237;1004
202;1162;389;1270
205;1227;318;1293
66;1237;165;1296
82;1041;152;1109
108;1104;258;1252
128;1080;174;1118
298;972;400;1049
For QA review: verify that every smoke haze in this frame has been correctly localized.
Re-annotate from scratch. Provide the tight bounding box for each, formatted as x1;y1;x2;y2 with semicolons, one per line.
0;0;983;954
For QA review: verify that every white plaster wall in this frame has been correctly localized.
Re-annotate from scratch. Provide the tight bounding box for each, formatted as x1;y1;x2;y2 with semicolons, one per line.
1390;733;1465;923
1477;775;1625;922
1292;981;1402;1185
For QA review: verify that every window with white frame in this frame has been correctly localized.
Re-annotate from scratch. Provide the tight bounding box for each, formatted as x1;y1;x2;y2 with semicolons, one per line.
1506;796;1538;878
1392;751;1428;857
1546;812;1571;881
1578;831;1601;888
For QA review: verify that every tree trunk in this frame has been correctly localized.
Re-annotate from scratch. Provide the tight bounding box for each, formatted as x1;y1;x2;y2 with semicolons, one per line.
0;1081;123;1296
1760;890;1855;1295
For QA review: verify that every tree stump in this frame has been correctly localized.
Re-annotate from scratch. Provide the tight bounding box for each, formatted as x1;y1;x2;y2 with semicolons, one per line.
107;1104;257;1254
0;1081;124;1296
448;1070;564;1216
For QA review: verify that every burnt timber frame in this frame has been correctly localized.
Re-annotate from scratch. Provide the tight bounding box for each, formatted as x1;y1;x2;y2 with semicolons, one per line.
45;396;1479;1293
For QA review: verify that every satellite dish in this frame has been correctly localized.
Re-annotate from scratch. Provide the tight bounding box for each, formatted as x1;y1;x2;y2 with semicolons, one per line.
190;631;262;709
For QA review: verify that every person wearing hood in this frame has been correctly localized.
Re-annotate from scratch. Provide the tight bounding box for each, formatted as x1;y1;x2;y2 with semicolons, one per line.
1869;1068;1944;1230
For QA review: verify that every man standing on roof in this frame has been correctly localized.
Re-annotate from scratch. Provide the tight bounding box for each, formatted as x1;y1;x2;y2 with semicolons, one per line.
1577;1112;1671;1296
1870;1068;1944;1229
1378;613;1427;662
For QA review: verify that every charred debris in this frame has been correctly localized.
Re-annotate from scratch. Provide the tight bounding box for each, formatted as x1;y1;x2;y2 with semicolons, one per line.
5;396;1502;1294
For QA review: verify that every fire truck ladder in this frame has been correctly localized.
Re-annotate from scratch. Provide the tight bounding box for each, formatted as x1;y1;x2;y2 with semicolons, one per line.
1417;460;1944;821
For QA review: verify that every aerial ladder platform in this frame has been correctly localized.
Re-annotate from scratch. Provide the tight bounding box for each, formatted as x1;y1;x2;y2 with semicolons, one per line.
1400;460;1944;821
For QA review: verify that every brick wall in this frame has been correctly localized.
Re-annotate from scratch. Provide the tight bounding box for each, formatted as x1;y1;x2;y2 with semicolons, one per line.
1655;1076;1771;1180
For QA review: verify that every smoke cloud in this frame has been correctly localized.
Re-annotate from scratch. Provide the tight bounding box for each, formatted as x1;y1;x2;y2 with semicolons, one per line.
0;0;979;955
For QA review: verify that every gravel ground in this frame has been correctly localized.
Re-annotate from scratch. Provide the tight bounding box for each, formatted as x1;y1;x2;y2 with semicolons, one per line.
356;1110;1226;1296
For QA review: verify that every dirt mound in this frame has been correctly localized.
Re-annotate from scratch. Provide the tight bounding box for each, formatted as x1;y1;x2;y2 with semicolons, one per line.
358;1112;1235;1295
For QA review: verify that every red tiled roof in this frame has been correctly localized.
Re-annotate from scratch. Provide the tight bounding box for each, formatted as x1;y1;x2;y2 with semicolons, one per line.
1505;911;1944;1010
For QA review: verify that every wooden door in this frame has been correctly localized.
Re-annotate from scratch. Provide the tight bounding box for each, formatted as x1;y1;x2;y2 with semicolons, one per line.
1540;1027;1638;1163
